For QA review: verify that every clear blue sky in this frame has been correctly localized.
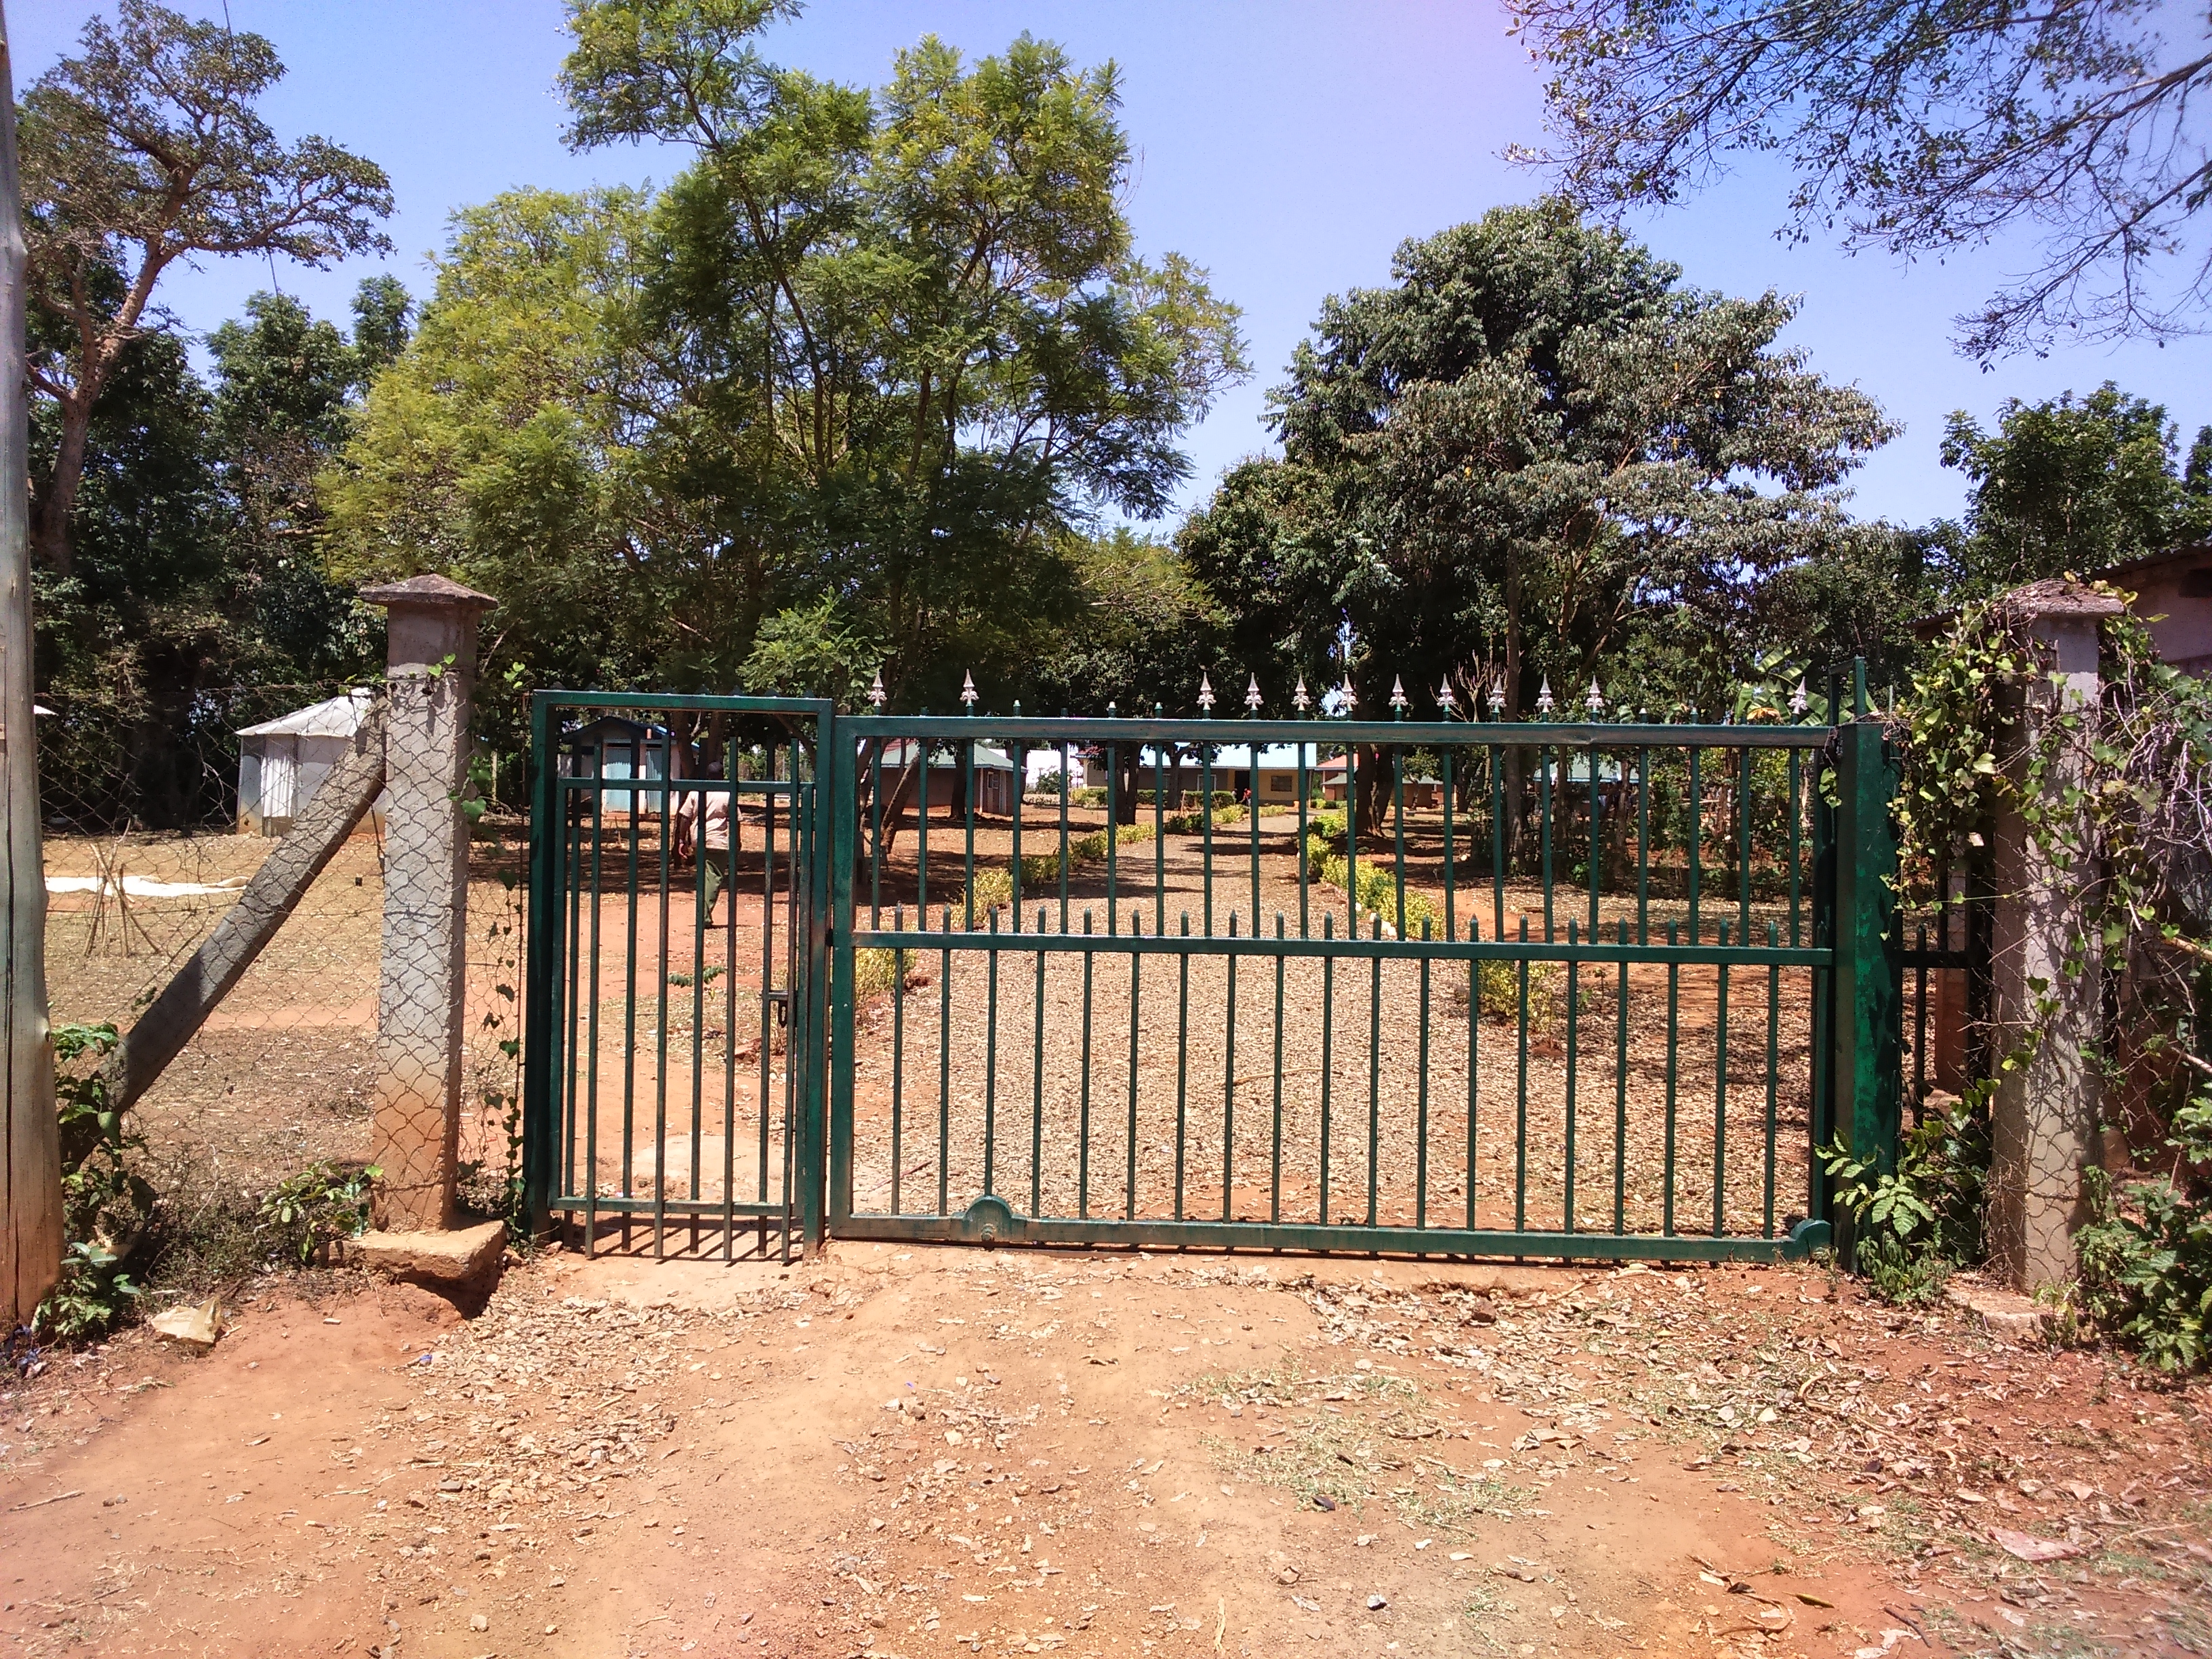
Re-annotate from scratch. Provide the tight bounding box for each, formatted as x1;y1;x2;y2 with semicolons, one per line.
15;0;2207;529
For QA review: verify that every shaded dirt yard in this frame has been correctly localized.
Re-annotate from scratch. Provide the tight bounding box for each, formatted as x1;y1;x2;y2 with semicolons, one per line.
3;1244;2207;1659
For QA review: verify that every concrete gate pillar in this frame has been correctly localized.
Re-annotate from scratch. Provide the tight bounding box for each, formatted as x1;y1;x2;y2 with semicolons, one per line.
362;575;497;1231
1986;579;2120;1295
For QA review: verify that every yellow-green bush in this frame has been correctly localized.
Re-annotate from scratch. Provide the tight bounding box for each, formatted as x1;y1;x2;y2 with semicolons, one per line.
852;947;911;1000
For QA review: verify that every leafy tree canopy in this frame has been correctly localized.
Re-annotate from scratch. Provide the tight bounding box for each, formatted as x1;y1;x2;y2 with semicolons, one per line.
1179;202;1894;729
325;2;1246;718
1507;0;2212;358
1939;384;2212;596
20;0;392;573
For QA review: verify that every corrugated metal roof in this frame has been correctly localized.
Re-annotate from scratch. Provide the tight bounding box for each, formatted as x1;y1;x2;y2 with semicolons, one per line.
237;689;375;738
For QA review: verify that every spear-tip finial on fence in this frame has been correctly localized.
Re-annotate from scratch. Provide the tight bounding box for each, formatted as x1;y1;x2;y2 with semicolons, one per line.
1339;675;1358;713
1487;678;1505;718
1790;678;1810;718
960;670;979;712
1244;674;1262;714
1197;672;1216;713
1106;699;1118;718
1435;678;1456;716
1585;677;1604;717
1293;676;1311;714
1536;677;1555;716
1389;675;1408;718
868;668;887;709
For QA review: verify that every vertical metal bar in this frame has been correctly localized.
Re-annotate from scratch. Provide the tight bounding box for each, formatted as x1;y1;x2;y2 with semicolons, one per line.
1032;914;1046;1215
1223;914;1237;1221
690;775;708;1254
1539;741;1555;941
653;771;673;1259
1636;743;1651;945
1490;739;1506;940
758;756;776;1248
621;733;642;1252
1829;708;1903;1256
1588;737;1602;938
1442;747;1456;940
1250;743;1262;930
1153;744;1166;939
1416;918;1431;1229
1663;920;1679;1236
1687;745;1702;944
1366;914;1382;1228
562;787;583;1229
586;744;605;1256
1010;737;1025;932
1737;747;1753;944
1078;909;1094;1217
1714;921;1730;1237
1564;920;1579;1239
1106;740;1120;936
1271;913;1286;1223
1391;745;1407;938
523;694;563;1240
1174;912;1190;1220
984;908;1000;1194
1515;915;1530;1231
937;905;951;1216
1466;915;1479;1230
1202;745;1214;936
1297;739;1310;937
1765;920;1781;1238
1059;737;1071;933
869;738;882;928
891;905;905;1216
964;735;977;930
825;720;854;1247
1319;912;1335;1224
1126;912;1143;1220
1787;748;1803;948
1345;743;1359;934
1614;919;1629;1235
917;738;930;923
722;766;737;1258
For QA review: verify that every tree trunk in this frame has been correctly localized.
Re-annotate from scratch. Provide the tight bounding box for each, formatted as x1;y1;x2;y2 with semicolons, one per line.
28;392;85;577
1114;747;1139;825
1502;561;1529;872
100;708;385;1115
0;13;60;1327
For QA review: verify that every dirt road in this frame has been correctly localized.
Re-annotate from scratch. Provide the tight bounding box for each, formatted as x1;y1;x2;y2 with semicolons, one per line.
3;1245;2205;1658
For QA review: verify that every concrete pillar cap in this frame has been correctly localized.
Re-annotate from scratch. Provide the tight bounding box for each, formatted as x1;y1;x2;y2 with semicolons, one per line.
360;573;499;613
1992;578;2125;623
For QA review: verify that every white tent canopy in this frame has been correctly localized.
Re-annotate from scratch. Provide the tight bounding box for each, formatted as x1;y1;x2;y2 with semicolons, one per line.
236;689;384;836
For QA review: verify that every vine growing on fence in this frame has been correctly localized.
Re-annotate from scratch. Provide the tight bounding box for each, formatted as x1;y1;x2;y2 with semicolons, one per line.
1866;583;2212;1365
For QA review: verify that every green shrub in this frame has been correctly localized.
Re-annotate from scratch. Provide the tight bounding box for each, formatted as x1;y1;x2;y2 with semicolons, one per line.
853;946;912;1000
1820;1095;1990;1304
2076;1090;2212;1372
262;1162;380;1265
39;1022;153;1340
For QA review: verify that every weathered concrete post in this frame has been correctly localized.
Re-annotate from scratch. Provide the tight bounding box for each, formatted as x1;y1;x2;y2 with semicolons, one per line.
361;575;496;1232
1987;579;2120;1294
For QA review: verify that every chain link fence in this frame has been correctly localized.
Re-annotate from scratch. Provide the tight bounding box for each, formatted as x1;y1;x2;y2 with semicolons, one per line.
38;681;528;1295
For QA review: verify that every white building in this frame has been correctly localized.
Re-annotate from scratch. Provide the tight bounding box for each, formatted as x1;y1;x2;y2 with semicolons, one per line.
236;689;386;836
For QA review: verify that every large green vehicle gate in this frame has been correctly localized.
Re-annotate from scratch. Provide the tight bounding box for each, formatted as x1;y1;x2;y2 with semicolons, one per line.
523;686;1905;1263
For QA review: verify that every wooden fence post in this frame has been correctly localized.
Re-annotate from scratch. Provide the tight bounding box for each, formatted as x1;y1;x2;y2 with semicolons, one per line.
0;5;59;1329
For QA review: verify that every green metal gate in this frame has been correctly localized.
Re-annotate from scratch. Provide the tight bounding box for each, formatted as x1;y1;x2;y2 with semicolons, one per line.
525;683;1903;1263
820;694;1899;1263
523;693;832;1258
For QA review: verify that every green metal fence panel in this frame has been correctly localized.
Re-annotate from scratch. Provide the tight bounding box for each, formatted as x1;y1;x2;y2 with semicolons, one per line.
1828;712;1905;1259
825;708;1848;1263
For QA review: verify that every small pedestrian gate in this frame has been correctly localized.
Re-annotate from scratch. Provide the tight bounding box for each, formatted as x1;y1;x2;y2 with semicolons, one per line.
526;690;1906;1264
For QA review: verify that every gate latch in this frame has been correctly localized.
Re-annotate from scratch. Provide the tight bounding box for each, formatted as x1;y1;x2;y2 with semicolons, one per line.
764;988;791;1028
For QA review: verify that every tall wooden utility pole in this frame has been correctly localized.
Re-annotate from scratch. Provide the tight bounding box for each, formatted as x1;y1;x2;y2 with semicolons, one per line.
0;0;60;1330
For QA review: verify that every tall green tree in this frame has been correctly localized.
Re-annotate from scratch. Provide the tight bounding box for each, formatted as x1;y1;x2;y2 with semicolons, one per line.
1938;384;2212;595
19;0;392;573
326;3;1245;717
1184;203;1893;725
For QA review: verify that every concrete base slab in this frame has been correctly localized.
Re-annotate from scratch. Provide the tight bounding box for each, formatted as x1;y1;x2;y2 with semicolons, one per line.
1945;1279;2053;1343
351;1219;508;1303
